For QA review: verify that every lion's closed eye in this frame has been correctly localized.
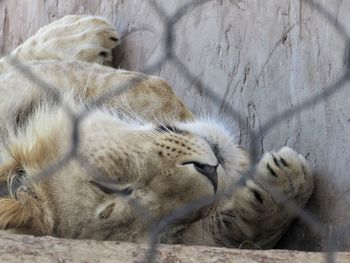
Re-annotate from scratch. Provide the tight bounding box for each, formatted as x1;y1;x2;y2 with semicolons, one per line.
89;179;133;196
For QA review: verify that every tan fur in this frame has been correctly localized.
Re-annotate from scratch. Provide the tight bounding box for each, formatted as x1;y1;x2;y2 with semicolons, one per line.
0;183;54;235
0;15;314;248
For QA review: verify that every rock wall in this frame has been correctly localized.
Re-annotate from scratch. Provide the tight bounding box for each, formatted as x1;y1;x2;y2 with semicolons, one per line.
1;232;349;263
0;0;350;251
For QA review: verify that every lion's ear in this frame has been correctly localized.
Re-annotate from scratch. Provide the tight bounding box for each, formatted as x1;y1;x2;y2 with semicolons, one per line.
0;162;51;234
0;163;11;185
0;189;45;234
0;163;13;198
0;197;30;229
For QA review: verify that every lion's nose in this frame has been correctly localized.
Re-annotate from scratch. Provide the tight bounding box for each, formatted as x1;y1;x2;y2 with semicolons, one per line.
192;162;218;193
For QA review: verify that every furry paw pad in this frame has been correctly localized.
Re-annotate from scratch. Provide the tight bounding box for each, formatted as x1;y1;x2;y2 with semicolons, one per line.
17;15;120;64
254;147;313;203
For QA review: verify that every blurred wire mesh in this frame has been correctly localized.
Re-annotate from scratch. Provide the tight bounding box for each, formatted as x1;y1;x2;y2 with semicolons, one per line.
1;0;350;263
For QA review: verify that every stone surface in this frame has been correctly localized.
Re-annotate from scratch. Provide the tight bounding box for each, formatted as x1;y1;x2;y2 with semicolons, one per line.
0;0;350;251
0;232;349;263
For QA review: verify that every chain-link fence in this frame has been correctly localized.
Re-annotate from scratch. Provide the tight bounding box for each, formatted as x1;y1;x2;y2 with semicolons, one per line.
1;0;350;262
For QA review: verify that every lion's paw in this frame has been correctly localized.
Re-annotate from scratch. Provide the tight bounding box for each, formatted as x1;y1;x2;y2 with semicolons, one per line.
16;15;120;65
215;147;314;247
226;147;313;223
254;146;313;205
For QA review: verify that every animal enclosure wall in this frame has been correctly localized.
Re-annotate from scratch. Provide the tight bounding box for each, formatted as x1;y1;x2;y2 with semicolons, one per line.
0;0;349;251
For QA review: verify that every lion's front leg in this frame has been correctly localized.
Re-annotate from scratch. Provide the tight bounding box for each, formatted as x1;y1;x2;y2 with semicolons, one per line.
216;147;314;248
0;15;120;72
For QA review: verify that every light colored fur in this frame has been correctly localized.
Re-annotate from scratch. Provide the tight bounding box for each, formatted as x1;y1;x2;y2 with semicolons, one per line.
0;15;314;247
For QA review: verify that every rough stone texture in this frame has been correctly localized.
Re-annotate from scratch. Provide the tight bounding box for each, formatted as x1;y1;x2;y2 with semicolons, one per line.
0;233;349;263
0;0;350;252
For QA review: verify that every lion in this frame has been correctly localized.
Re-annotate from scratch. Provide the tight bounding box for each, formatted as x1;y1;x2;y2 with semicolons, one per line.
0;15;314;248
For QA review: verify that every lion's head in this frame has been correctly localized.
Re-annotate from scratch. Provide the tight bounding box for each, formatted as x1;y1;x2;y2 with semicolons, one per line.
0;98;246;242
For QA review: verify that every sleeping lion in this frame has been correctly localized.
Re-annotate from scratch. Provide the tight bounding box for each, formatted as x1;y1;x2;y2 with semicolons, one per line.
0;15;314;249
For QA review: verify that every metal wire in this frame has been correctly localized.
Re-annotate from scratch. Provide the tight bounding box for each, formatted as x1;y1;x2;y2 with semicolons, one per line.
1;0;349;262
